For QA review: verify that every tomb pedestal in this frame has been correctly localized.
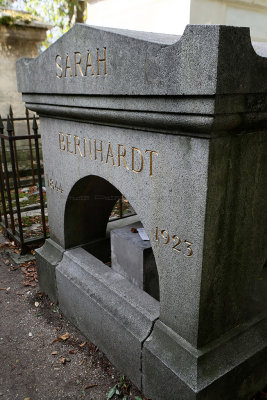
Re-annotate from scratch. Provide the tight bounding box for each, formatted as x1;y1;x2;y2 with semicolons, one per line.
111;222;159;300
35;238;64;302
17;24;267;399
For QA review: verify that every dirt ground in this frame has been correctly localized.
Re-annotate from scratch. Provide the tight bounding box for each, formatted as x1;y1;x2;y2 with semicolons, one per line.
0;233;266;400
0;235;145;400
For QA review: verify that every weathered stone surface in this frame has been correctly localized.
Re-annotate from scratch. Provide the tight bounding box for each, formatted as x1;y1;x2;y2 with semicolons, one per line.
17;24;267;399
56;247;159;387
16;24;267;137
16;24;267;96
35;238;64;302
143;318;267;399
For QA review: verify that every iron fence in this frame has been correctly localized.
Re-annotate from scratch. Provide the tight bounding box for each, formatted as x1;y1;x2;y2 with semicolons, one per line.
0;108;47;253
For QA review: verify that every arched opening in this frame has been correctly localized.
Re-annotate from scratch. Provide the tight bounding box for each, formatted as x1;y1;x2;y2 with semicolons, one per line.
64;175;159;301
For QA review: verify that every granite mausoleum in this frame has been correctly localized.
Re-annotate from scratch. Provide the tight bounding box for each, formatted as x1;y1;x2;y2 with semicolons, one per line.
16;24;267;399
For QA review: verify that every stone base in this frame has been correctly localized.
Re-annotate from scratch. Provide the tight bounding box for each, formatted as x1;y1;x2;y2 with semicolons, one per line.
56;247;159;388
36;239;267;399
143;319;267;400
35;239;64;302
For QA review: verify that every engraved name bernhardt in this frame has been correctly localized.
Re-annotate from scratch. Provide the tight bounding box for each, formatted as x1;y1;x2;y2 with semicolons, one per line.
58;132;158;177
55;48;107;78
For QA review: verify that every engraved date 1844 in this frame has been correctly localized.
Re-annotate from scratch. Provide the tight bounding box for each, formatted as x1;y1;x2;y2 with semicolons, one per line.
46;175;63;193
155;227;193;257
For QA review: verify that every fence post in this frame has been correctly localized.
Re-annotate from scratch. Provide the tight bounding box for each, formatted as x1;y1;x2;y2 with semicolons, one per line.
9;105;21;187
7;116;24;247
26;108;35;185
32;116;47;239
1;118;15;234
0;117;8;228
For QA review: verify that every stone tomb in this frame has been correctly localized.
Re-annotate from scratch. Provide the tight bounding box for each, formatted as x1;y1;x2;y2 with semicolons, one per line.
17;24;267;399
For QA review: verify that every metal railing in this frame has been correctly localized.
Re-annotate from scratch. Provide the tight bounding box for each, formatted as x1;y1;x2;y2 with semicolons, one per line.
0;109;47;253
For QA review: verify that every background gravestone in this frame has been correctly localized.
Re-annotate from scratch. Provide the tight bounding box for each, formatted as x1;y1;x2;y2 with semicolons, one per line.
17;24;267;399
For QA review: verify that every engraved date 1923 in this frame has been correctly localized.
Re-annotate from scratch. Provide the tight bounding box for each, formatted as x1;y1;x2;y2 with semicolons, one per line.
155;227;193;257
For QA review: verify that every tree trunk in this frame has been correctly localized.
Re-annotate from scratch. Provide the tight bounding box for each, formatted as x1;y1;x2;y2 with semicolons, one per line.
76;0;87;23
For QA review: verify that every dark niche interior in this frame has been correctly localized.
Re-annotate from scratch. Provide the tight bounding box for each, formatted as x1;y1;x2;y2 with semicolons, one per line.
83;196;160;301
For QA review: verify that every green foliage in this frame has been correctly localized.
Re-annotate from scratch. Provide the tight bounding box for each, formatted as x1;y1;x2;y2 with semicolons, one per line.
0;12;35;25
0;0;13;7
52;304;59;313
0;15;15;24
107;376;143;399
23;0;69;48
107;376;128;399
2;1;87;49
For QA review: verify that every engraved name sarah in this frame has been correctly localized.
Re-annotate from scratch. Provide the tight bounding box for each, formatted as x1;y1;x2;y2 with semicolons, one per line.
55;48;107;78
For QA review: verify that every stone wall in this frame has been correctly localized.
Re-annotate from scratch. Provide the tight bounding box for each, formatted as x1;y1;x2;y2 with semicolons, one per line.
190;0;267;42
0;20;50;132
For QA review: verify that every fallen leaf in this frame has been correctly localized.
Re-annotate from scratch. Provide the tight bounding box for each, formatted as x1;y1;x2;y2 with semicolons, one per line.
4;259;9;265
24;398;31;400
9;266;19;271
58;332;70;341
51;332;70;345
85;384;97;390
0;287;8;290
0;241;10;248
131;227;138;233
34;302;39;307
79;341;86;348
61;357;66;364
51;351;58;355
69;349;77;354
